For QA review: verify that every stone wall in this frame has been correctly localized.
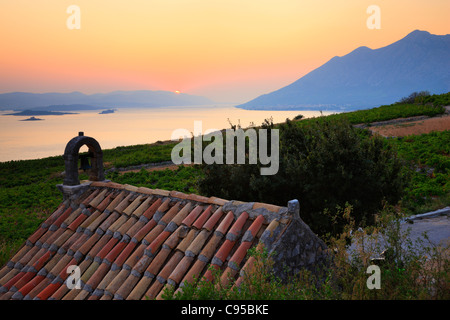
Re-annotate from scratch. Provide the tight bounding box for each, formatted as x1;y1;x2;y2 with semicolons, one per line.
266;217;329;282
225;198;329;282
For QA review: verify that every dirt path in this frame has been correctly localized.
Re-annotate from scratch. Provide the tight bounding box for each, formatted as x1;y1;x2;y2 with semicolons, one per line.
370;114;450;137
369;107;450;137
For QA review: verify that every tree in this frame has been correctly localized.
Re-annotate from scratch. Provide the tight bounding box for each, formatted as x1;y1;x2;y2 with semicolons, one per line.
198;118;405;237
397;91;430;104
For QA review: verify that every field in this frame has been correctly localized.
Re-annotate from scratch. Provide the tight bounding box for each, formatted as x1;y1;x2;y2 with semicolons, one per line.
392;130;450;214
369;111;450;137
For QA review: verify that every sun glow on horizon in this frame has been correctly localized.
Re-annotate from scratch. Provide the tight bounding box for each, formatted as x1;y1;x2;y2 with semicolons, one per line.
0;0;448;102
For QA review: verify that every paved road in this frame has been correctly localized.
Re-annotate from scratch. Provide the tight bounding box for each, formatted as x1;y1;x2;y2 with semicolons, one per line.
348;208;450;258
402;214;450;247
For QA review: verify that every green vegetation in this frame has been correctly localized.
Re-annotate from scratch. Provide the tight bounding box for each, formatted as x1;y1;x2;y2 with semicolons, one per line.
106;165;203;194
397;91;431;104
305;102;445;126
289;92;448;127
420;91;450;107
0;156;65;266
397;91;450;107
392;130;450;214
102;142;175;168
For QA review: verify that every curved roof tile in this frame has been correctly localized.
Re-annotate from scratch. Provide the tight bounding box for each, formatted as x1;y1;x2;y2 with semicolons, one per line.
0;180;314;300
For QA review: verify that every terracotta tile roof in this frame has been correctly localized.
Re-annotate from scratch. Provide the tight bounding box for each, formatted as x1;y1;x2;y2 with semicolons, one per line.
0;181;311;300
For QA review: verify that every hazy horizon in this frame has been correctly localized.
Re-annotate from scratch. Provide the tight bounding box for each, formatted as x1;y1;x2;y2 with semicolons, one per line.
1;1;449;103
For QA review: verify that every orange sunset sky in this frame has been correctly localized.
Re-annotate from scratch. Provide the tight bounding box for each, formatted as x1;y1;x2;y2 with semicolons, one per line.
0;0;449;103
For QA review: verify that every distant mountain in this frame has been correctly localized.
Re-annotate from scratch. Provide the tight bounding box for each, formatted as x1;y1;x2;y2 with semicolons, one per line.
237;30;450;110
30;104;104;112
5;110;77;116
0;90;214;110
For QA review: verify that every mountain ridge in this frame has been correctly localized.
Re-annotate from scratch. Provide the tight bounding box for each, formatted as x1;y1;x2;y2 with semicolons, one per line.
0;90;214;110
237;30;450;110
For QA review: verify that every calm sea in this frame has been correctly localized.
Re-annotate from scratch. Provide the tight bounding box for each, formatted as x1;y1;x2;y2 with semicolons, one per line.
0;105;334;162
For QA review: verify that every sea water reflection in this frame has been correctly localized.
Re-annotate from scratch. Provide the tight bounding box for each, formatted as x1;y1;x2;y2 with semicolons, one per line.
0;105;334;162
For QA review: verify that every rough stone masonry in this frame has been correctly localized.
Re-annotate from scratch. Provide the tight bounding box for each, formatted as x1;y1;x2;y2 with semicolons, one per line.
224;199;329;282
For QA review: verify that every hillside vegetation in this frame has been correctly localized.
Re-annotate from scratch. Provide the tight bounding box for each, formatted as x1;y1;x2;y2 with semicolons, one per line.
298;92;449;126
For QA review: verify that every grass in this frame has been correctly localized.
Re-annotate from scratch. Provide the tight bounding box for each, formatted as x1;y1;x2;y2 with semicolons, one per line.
102;142;175;168
0;156;67;267
105;165;204;194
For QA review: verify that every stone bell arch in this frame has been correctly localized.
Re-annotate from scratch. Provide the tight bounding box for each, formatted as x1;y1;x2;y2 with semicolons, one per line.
63;132;105;186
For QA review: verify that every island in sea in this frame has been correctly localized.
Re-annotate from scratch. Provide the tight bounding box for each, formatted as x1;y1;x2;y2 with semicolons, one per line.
99;109;115;114
20;116;44;121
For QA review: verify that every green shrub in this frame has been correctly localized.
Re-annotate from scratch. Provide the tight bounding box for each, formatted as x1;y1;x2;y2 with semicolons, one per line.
397;91;431;104
199;118;406;237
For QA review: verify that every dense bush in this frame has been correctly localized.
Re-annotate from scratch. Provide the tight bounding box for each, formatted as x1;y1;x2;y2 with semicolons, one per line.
422;92;450;107
397;91;450;107
199;118;406;237
397;91;431;104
